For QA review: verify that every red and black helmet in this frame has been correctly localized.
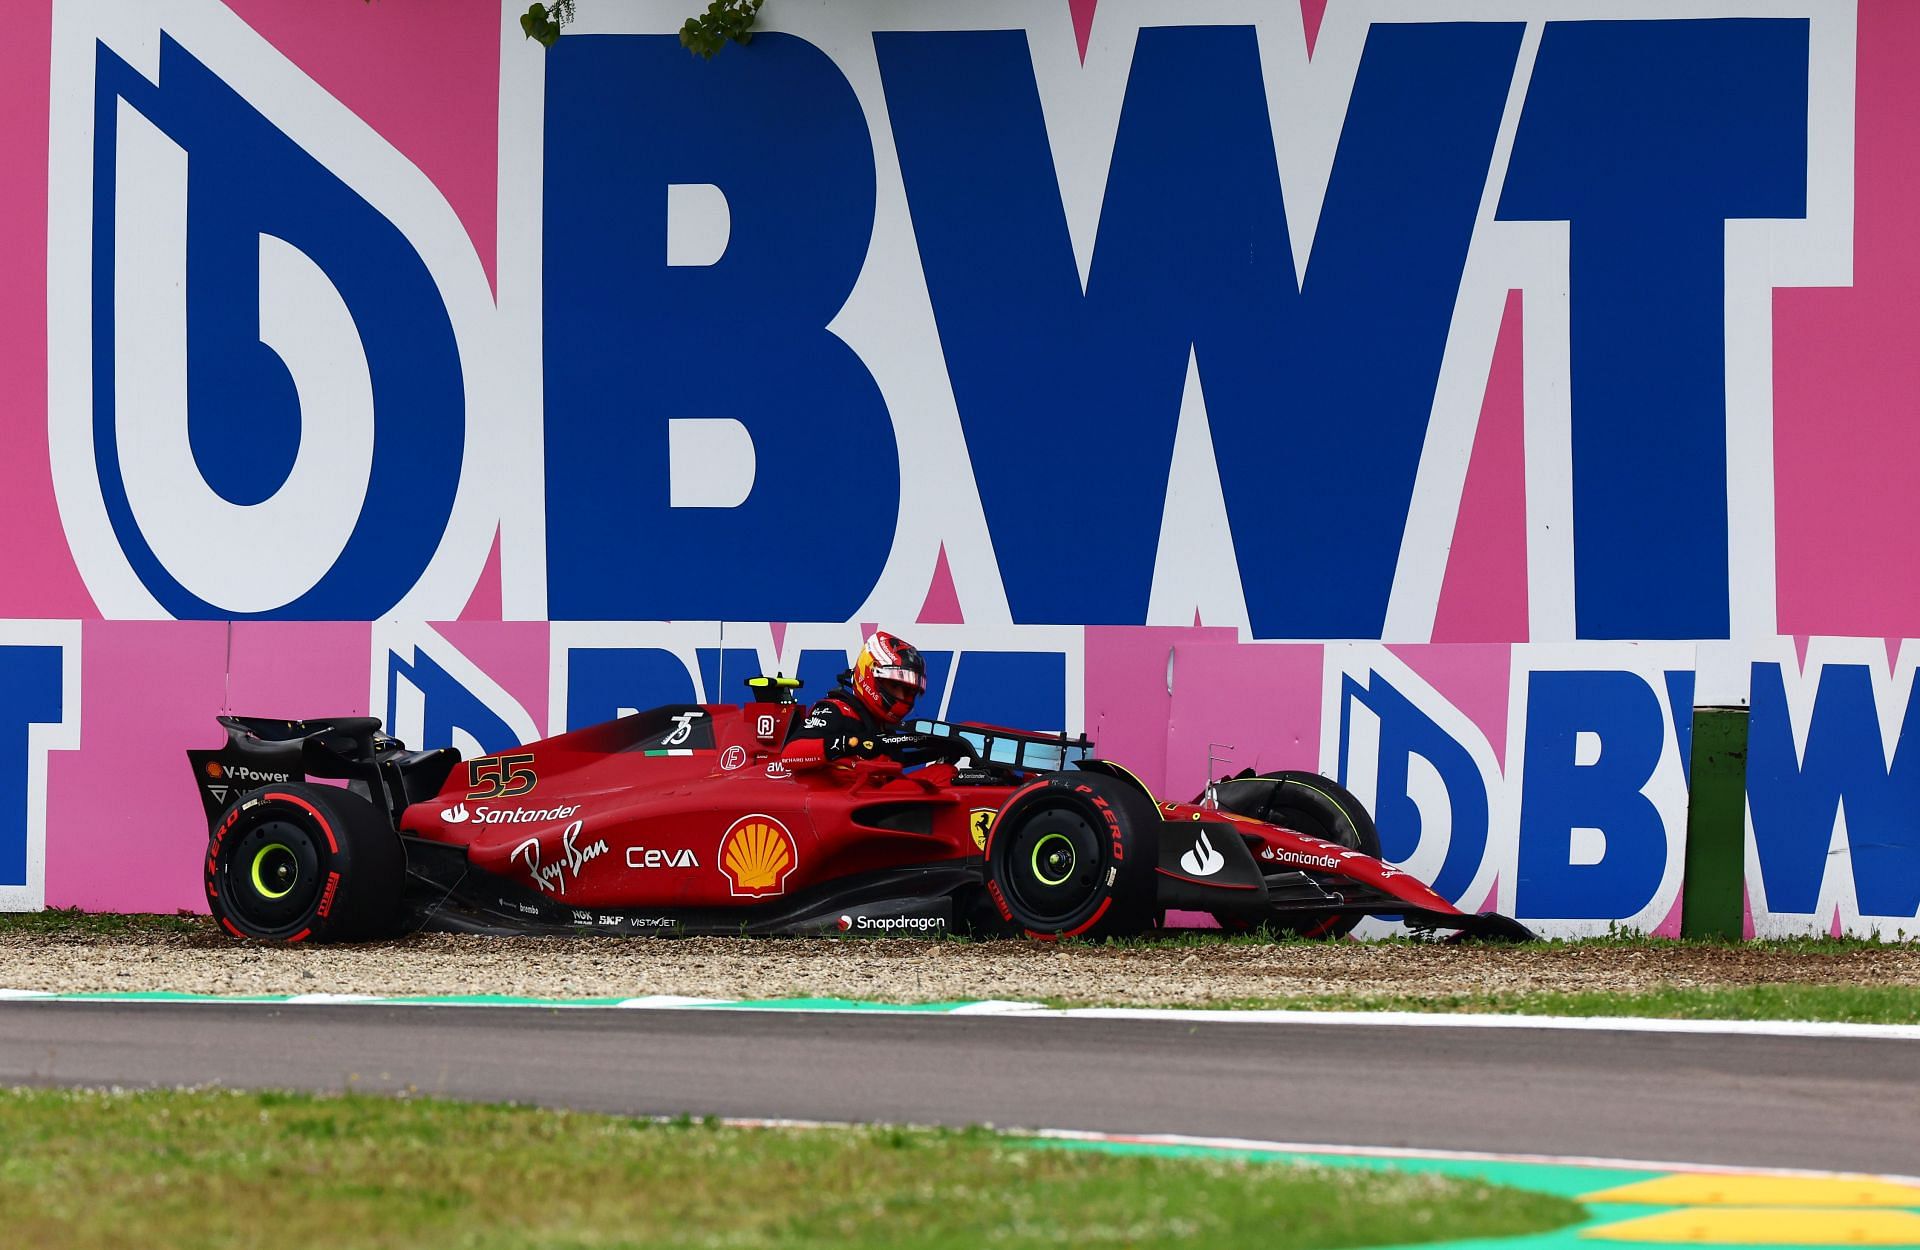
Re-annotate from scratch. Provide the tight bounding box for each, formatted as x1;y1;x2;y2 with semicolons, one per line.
850;631;927;723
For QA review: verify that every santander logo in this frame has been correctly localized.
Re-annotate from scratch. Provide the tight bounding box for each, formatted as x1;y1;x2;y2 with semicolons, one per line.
1180;830;1224;877
440;802;580;826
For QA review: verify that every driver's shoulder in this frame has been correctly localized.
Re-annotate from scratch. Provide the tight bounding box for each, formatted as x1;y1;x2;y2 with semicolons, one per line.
811;693;860;718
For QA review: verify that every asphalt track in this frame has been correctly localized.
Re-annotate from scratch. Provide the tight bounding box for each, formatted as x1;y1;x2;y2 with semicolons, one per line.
2;1002;1915;1175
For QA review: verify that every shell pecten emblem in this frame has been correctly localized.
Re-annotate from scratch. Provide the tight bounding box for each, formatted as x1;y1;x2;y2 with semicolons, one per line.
720;814;799;897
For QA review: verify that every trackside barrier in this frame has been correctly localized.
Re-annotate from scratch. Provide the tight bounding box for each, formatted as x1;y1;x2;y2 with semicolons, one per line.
1681;707;1750;940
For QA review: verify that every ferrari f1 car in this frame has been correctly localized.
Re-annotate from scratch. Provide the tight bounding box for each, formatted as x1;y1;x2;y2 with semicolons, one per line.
190;677;1535;943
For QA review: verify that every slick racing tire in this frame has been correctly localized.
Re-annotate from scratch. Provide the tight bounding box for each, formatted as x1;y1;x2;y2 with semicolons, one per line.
984;772;1159;939
205;783;406;943
1218;770;1382;940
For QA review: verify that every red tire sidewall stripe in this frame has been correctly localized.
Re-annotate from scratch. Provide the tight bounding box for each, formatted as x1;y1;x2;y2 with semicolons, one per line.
260;790;338;855
983;779;1052;860
1043;894;1113;941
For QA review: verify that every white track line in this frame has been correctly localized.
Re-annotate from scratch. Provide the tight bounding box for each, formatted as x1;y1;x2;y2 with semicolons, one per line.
3;991;1916;1040
1012;1006;1920;1041
716;1118;1920;1186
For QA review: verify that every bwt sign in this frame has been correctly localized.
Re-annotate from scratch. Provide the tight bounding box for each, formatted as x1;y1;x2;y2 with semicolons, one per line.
47;1;1850;642
1745;640;1920;940
1326;645;1694;936
1328;642;1920;937
0;625;81;912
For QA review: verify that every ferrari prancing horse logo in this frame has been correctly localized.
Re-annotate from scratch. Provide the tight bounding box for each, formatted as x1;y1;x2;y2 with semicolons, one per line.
969;808;997;851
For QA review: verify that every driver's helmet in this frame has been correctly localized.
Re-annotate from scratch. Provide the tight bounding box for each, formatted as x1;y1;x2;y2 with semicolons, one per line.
850;631;927;723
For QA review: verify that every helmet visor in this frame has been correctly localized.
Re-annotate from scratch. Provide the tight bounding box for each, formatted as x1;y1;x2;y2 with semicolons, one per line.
876;678;920;709
869;665;925;692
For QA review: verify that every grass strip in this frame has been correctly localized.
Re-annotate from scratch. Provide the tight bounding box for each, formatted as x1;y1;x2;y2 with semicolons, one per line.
1068;983;1920;1024
0;909;206;939
0;1087;1580;1250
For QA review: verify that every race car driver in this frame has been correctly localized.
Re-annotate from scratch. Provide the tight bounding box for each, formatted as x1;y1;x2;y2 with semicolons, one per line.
779;631;972;771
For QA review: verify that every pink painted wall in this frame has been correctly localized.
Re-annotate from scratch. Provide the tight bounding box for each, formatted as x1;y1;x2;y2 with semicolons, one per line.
45;622;227;912
1773;0;1920;639
0;2;91;619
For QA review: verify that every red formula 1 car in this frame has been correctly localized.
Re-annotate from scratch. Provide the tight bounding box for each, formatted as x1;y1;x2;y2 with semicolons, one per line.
190;677;1535;943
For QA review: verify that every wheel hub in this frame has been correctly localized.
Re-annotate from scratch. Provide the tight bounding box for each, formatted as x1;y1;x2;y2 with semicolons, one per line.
1030;832;1077;886
250;843;300;900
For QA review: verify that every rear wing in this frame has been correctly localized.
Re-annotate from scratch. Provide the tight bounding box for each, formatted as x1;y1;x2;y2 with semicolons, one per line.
186;715;458;826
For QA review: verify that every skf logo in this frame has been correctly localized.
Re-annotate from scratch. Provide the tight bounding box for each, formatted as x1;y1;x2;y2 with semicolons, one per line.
719;814;798;897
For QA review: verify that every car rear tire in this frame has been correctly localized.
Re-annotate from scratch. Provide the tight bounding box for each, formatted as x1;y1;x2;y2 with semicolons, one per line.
1218;770;1381;940
205;783;406;943
984;772;1159;939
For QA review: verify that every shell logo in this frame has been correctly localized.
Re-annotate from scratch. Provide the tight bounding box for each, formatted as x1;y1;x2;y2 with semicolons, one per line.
719;814;798;897
204;761;224;779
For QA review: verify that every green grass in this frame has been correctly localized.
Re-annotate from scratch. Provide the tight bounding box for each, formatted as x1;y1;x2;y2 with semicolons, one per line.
0;1088;1580;1250
1096;929;1915;953
0;908;207;939
1060;983;1920;1024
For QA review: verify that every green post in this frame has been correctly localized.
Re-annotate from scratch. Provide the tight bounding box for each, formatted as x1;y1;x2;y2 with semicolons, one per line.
1681;706;1749;940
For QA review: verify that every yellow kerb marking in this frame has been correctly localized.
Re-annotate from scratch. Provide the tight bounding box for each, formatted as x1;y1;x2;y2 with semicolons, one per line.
1580;1174;1920;1207
1580;1207;1920;1245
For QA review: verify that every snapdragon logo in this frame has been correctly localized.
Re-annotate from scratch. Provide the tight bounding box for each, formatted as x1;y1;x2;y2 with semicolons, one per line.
835;914;947;934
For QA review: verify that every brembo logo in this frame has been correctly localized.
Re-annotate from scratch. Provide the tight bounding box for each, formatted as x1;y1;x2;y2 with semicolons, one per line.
443;803;580;826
